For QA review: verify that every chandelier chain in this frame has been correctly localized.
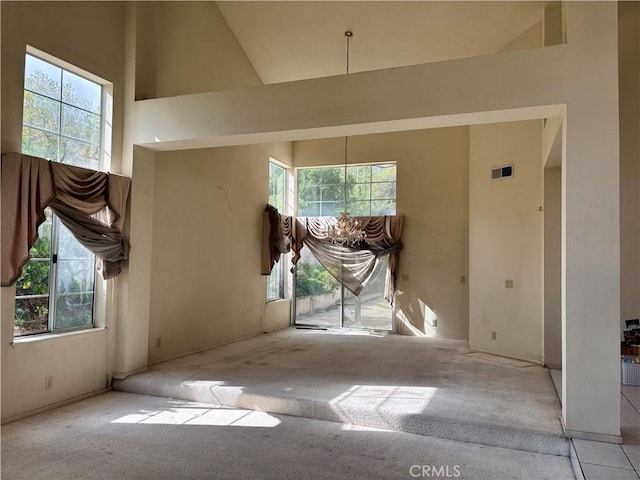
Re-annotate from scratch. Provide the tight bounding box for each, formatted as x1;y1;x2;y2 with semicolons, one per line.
345;30;352;74
343;30;352;211
326;30;365;246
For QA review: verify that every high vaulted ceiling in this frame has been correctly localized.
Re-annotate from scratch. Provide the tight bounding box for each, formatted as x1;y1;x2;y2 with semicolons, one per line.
217;1;548;85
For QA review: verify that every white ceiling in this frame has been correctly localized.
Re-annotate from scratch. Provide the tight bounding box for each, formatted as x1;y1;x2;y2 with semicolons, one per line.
217;1;547;85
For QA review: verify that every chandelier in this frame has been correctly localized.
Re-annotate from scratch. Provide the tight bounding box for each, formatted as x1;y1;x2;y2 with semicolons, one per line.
327;31;366;246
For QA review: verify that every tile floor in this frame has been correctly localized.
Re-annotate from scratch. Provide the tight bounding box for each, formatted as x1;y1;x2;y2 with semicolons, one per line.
551;370;640;480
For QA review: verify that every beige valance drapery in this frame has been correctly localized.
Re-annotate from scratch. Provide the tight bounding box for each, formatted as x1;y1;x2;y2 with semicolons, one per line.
261;204;291;276
1;153;131;287
261;204;404;303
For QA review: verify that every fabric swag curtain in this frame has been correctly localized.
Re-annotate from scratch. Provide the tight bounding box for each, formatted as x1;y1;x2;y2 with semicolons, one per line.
261;204;291;275
261;204;404;303
1;152;131;286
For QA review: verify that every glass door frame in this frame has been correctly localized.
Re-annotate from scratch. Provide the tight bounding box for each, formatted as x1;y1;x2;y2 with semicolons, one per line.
292;254;395;332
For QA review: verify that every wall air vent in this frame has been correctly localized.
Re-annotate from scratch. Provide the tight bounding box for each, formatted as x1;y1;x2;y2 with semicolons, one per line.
491;164;514;180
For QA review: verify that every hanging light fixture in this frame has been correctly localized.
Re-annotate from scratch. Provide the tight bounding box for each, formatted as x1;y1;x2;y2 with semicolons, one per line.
327;31;366;246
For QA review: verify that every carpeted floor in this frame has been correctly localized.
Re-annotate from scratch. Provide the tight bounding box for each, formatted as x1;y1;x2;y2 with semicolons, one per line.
1;391;575;480
2;328;578;479
114;328;568;456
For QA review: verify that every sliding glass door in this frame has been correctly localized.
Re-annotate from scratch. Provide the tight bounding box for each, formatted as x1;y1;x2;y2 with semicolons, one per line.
342;256;392;330
294;248;341;328
294;253;392;331
294;162;396;331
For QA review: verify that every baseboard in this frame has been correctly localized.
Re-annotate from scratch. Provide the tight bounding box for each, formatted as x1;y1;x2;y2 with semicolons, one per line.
147;331;265;367
112;365;149;380
544;363;562;370
434;333;469;341
264;324;291;333
561;417;623;444
1;387;109;425
468;346;544;365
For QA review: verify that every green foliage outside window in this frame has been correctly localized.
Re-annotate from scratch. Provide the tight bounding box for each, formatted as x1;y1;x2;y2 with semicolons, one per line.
295;262;340;297
14;222;52;329
269;162;286;212
23;55;101;169
297;163;396;217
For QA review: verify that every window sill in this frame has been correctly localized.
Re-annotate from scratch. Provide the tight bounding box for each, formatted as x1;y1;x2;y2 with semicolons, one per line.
12;327;107;346
266;298;289;305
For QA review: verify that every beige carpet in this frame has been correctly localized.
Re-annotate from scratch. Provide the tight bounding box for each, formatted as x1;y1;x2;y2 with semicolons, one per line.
1;391;575;480
115;328;568;456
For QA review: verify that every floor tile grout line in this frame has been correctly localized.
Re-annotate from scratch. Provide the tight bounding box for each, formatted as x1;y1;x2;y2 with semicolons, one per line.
563;375;640;479
622;390;640;416
578;458;635;472
570;440;587;480
574;444;636;471
620;446;640;476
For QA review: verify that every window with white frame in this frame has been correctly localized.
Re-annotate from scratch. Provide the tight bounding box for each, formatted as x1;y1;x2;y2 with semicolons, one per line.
297;162;396;217
14;50;112;337
266;161;287;300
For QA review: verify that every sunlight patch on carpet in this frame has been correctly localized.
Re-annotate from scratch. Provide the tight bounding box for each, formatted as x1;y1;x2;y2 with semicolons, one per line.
112;406;281;427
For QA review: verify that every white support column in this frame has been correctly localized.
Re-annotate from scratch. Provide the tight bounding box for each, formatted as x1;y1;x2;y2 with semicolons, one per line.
561;2;621;442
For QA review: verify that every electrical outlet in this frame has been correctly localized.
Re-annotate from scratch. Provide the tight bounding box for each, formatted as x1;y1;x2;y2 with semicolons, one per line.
156;337;162;348
401;274;409;282
505;279;513;288
432;319;437;327
45;376;54;391
491;331;497;341
460;275;466;284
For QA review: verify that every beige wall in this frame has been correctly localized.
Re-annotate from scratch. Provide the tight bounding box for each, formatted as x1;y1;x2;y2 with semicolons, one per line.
113;146;155;378
499;21;542;54
619;2;640;330
1;1;125;422
544;167;562;368
134;1;261;100
263;299;292;333
469;120;543;363
147;142;292;364
294;127;470;339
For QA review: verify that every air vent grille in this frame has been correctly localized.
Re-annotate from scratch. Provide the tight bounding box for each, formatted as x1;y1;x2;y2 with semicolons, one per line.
491;164;514;180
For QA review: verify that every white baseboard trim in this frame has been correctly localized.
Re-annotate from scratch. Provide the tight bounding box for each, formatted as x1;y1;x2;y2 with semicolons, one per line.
467;346;543;365
562;417;623;444
1;388;108;425
146;331;265;367
112;365;149;380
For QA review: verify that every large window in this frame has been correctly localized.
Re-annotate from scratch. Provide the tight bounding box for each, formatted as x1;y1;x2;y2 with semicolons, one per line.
266;161;287;300
297;163;396;217
14;51;110;337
